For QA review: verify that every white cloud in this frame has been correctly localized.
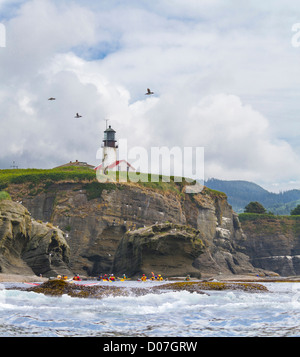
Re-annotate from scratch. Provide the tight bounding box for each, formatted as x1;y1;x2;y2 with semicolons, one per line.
123;91;300;186
0;0;300;192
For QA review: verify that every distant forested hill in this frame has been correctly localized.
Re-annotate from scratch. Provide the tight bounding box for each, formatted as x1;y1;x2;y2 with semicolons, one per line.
205;178;300;214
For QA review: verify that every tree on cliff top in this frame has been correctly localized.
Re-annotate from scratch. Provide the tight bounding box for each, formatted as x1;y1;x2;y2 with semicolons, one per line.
244;201;266;214
291;204;300;215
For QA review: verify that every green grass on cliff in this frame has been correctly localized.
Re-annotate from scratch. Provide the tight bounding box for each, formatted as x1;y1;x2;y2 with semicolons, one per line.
238;212;300;222
0;167;95;189
0;167;194;192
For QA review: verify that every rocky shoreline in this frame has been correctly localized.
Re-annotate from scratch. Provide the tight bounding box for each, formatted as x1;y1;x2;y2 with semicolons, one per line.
23;278;269;298
4;272;300;300
2;272;300;283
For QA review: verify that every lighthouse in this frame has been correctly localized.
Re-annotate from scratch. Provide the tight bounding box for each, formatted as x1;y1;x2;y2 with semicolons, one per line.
102;125;118;173
95;124;135;174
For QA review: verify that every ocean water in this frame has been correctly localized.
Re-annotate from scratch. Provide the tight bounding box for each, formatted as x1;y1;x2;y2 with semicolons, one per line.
1;281;300;337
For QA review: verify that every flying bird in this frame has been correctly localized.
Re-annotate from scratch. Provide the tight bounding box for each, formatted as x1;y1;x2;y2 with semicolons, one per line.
48;97;56;100
75;113;82;118
145;88;154;95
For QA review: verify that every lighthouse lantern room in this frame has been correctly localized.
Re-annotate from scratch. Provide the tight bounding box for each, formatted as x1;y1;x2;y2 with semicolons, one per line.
103;125;118;148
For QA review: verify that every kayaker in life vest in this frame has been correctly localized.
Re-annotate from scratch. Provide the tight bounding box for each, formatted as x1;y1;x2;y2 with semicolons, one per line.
73;274;81;281
157;274;163;281
109;274;116;281
141;274;147;281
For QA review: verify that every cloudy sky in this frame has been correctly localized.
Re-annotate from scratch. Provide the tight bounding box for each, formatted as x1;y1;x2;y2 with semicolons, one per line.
1;0;300;191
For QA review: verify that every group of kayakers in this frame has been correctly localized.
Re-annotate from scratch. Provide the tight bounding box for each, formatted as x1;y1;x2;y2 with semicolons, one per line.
57;274;82;281
98;274;118;281
56;272;165;282
97;272;164;282
140;272;164;281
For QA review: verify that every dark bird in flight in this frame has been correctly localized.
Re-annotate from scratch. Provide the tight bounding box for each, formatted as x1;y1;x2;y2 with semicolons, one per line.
48;97;56;100
75;113;82;118
145;88;154;95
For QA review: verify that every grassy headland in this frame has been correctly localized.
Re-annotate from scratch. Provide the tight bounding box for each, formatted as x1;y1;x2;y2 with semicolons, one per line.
0;166;223;200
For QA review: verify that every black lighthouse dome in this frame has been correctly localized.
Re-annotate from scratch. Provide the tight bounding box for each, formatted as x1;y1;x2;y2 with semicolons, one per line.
103;125;118;148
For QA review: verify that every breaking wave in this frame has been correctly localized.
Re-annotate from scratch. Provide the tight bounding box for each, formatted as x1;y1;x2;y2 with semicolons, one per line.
1;282;300;336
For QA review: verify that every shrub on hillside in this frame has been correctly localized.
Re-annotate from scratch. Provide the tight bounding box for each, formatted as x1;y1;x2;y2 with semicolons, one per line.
0;191;11;201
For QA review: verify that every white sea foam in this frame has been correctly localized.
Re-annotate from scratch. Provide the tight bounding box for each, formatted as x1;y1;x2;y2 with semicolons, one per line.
1;282;300;336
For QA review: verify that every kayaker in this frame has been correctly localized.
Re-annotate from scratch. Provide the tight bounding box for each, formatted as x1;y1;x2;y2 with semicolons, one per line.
141;274;147;281
109;274;116;281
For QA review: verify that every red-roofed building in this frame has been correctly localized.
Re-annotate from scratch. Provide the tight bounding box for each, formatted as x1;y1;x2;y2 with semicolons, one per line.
94;159;135;172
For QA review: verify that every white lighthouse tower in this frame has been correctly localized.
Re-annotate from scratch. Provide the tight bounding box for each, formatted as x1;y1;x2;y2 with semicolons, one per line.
94;124;135;175
102;125;118;173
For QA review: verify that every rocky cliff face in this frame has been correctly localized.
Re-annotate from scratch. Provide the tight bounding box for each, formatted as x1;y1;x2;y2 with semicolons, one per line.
6;181;263;277
0;200;71;277
112;223;205;278
240;216;300;276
